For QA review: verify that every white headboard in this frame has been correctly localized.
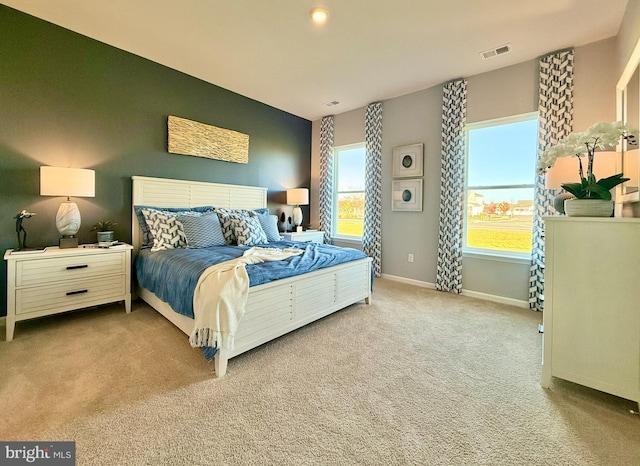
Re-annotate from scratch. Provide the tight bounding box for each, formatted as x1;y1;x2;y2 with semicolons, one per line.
131;176;267;252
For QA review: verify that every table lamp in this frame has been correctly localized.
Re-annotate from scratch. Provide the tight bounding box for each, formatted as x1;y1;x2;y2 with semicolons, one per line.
40;166;95;248
287;188;309;232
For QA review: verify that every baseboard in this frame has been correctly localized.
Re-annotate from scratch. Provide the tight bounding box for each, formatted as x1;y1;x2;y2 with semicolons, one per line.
379;274;529;308
380;274;436;289
460;289;529;308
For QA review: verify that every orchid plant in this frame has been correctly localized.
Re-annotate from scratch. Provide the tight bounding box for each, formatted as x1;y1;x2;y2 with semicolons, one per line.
539;121;637;200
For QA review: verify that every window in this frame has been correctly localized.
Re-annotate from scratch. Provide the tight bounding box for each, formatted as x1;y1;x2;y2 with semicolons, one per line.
333;143;366;239
464;113;538;257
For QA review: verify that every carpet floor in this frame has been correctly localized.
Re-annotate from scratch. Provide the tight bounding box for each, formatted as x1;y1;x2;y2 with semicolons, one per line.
1;278;639;465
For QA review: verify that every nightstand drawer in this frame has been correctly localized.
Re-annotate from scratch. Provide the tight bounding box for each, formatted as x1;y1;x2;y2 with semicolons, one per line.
16;252;126;287
15;275;126;316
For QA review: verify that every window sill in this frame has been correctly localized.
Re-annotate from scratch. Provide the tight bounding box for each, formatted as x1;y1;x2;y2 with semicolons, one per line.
462;249;531;265
331;236;362;245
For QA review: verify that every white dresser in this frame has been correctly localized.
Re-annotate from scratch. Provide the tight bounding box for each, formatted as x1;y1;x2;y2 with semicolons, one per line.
542;217;640;405
4;245;132;341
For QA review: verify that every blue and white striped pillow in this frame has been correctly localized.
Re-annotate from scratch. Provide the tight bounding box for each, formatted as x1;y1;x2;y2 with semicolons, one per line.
256;214;281;242
235;216;268;246
176;213;225;248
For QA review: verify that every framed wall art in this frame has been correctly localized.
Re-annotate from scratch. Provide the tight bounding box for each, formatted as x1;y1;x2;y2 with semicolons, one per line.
391;179;423;212
168;115;249;164
392;143;423;178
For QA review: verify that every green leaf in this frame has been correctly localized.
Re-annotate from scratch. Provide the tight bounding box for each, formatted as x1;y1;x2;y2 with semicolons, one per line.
561;182;587;198
596;173;630;190
584;183;611;200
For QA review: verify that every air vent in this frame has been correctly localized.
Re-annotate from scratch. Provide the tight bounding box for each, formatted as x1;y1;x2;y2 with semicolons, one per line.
324;100;340;107
480;44;511;60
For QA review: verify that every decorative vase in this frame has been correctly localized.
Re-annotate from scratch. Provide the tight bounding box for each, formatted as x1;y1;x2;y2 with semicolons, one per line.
553;193;575;214
97;231;114;244
563;199;613;217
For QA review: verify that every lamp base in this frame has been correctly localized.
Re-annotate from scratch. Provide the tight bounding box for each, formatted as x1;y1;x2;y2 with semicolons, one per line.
292;206;303;229
59;236;79;249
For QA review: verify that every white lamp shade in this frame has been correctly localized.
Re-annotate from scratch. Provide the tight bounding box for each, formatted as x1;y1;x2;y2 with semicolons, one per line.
287;188;309;206
545;152;618;189
40;166;95;197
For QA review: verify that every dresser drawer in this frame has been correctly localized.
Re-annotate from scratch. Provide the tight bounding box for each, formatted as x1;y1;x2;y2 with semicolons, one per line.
16;252;126;287
15;275;126;316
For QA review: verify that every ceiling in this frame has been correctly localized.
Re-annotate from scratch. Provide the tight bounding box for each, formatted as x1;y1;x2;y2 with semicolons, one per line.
4;0;629;121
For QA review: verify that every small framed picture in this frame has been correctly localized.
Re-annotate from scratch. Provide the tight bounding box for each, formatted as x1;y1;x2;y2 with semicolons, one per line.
392;143;423;178
392;179;423;212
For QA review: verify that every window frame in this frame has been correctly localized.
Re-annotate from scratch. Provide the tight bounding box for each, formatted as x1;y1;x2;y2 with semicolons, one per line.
463;112;538;261
332;142;366;241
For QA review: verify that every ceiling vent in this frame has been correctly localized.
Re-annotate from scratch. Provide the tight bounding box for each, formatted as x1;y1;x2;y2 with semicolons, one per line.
480;44;511;60
324;100;340;107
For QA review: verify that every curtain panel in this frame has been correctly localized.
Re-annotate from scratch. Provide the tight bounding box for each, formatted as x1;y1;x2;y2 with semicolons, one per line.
436;79;467;293
319;116;335;244
529;49;574;311
364;102;383;277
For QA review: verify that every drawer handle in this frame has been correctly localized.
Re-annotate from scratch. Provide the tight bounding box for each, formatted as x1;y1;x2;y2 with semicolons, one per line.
66;289;88;296
66;265;88;270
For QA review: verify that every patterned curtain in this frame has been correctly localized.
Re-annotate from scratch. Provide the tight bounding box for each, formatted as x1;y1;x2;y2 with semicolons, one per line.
319;116;335;244
529;49;574;311
436;79;467;293
363;103;383;276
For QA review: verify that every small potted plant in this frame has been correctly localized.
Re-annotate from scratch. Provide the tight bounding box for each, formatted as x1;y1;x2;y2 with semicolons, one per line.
92;221;116;244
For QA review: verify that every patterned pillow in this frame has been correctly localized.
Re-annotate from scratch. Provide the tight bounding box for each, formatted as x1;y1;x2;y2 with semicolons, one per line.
141;209;187;251
235;216;268;246
256;214;281;242
215;208;257;244
135;206;214;248
177;213;225;248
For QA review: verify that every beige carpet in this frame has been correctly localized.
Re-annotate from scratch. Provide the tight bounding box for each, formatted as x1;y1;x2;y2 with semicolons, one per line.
1;278;639;465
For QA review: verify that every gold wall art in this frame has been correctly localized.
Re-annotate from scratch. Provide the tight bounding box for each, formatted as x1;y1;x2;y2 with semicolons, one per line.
167;115;249;164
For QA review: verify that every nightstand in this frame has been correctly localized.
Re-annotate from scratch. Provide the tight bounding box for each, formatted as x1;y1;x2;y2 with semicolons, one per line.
4;244;132;341
281;230;325;244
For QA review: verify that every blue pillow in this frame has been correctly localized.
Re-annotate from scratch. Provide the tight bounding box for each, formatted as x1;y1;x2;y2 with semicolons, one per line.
177;213;225;248
257;214;281;242
235;216;268;246
134;205;214;248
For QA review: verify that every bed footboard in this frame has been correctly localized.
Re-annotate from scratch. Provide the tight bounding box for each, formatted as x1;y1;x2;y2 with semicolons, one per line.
139;257;372;377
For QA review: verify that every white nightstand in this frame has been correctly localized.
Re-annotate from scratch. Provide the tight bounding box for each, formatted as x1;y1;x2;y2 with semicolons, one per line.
4;244;132;341
281;230;325;244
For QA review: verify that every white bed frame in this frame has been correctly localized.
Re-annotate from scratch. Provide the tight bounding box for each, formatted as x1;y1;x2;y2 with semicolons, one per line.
132;176;372;376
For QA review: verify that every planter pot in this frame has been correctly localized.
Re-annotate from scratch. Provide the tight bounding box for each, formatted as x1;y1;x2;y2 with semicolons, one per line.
564;199;613;217
97;231;114;244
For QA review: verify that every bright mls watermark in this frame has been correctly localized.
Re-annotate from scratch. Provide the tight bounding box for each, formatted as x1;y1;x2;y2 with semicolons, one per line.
0;442;75;465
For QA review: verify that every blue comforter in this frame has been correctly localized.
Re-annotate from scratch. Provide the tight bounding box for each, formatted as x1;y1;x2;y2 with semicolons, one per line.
135;240;368;319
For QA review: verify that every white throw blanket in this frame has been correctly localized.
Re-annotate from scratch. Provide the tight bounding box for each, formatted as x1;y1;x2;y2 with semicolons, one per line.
190;247;303;350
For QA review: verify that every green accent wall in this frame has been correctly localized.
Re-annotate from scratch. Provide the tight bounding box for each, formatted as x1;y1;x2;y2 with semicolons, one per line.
0;6;311;317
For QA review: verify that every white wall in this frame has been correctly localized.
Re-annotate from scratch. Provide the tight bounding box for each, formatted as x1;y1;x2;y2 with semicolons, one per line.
617;0;640;76
311;36;620;304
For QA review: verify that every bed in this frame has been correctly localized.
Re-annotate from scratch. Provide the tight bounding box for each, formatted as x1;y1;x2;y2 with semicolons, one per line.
132;176;372;376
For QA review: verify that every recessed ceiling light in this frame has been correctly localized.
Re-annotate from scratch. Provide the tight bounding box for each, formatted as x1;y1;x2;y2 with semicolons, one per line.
311;7;328;24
